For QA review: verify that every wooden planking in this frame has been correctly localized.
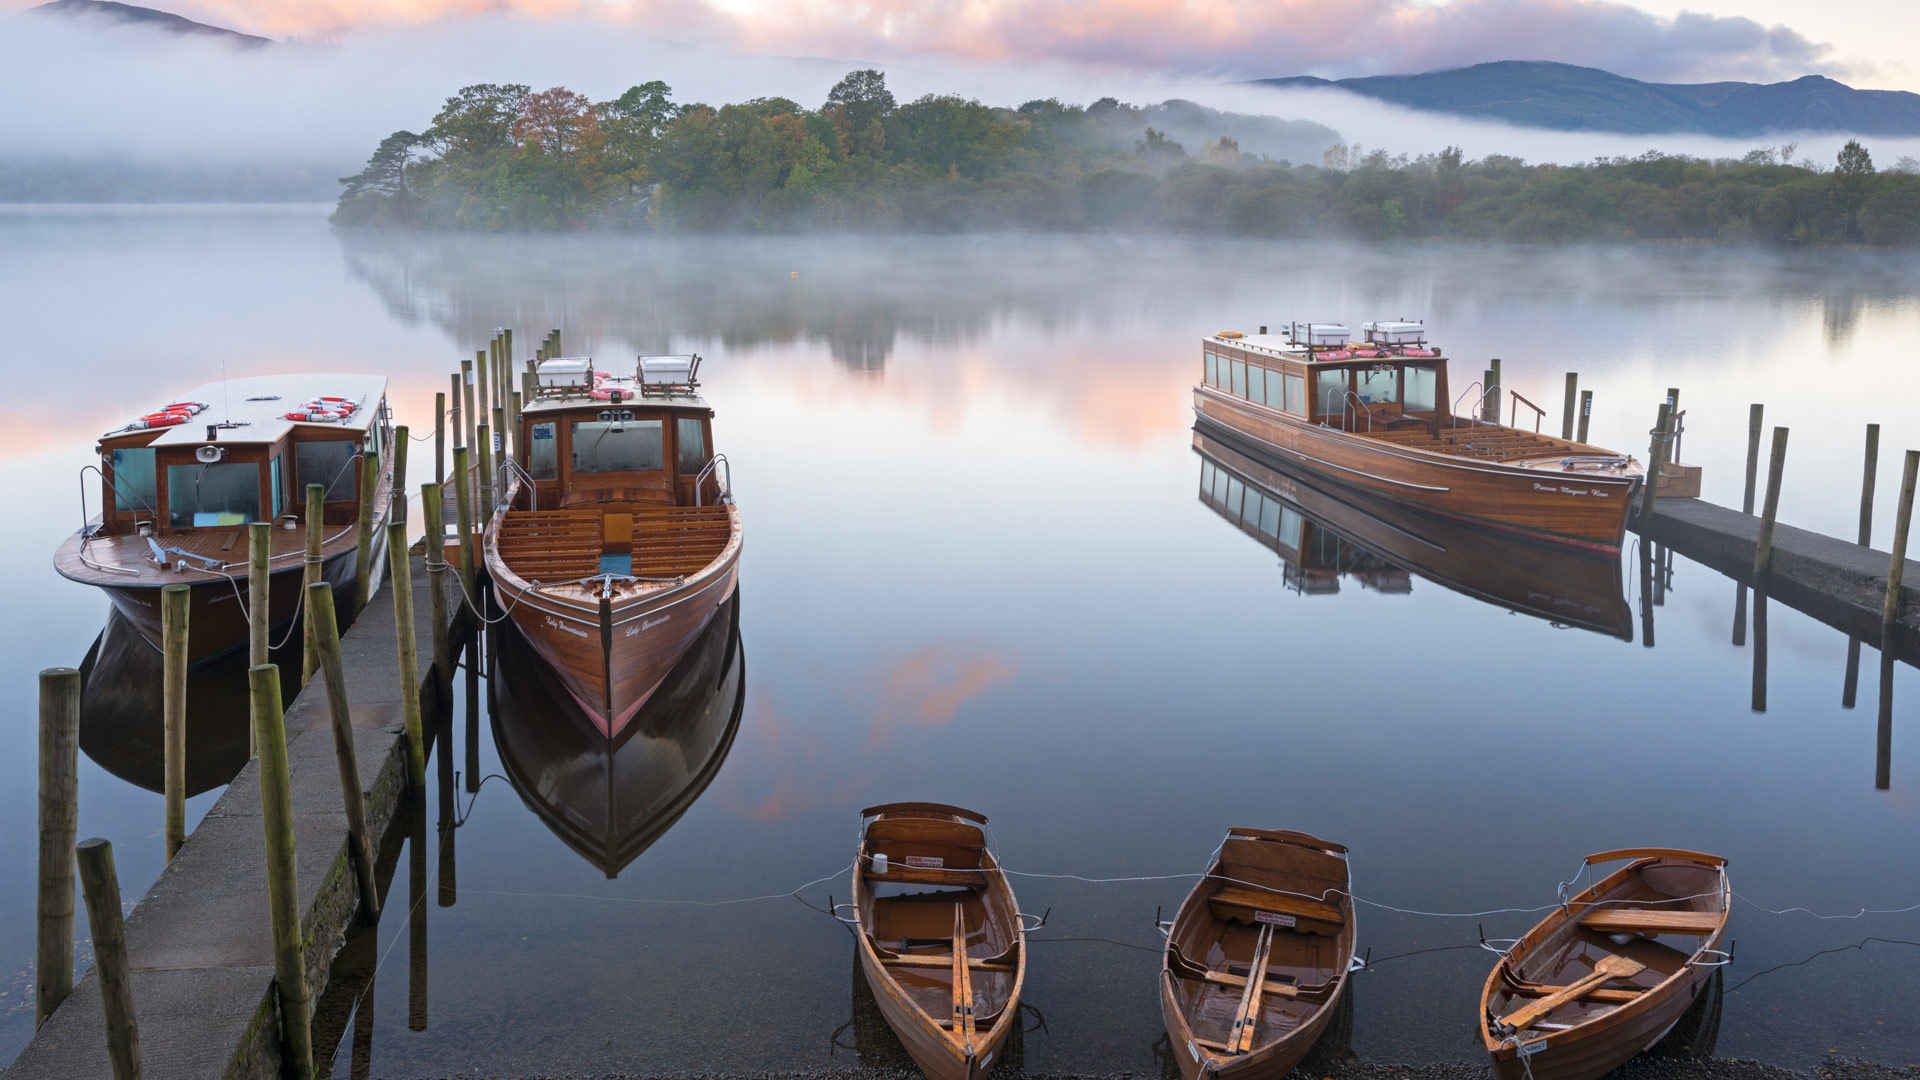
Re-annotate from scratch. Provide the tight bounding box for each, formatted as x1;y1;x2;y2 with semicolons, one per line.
1578;909;1723;936
1208;886;1344;929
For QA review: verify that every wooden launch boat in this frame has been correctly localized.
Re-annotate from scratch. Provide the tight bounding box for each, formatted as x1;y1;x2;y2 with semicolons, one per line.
492;593;744;877
485;353;740;739
1159;828;1357;1080
845;803;1034;1080
55;374;393;664
1479;849;1731;1080
1194;322;1643;552
1195;428;1632;637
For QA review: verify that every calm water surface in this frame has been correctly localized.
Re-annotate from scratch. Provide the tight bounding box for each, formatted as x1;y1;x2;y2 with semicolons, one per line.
1;206;1916;1076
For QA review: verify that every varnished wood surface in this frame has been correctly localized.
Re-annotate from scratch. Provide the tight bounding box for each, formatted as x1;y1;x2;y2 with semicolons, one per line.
1195;388;1639;551
1160;830;1355;1080
1196;430;1632;638
1479;854;1730;1080
852;805;1026;1080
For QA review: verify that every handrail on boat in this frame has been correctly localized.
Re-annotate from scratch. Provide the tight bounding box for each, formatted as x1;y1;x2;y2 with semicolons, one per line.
1319;387;1375;433
496;455;538;511
1449;381;1498;428
694;453;732;507
1509;390;1546;433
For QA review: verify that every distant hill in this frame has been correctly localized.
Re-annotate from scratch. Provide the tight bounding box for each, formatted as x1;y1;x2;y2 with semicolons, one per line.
27;0;269;47
1256;61;1920;136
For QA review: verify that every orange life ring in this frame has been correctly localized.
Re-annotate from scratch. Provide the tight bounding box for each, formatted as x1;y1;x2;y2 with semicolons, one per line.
137;413;187;427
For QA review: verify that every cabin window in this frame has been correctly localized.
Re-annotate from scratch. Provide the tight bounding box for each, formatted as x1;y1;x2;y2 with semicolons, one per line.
1245;366;1265;405
1258;497;1281;539
1284;374;1305;414
676;417;708;473
109;447;157;515
1315;369;1349;417
1225;476;1245;518
1405;366;1437;412
1210;465;1229;504
270;455;284;518
1204;354;1217;387
1199;461;1215;494
1230;361;1246;398
1356;366;1399;405
1262;370;1282;410
296;440;357;502
529;422;558;480
166;462;261;528
1279;507;1304;549
572;419;664;473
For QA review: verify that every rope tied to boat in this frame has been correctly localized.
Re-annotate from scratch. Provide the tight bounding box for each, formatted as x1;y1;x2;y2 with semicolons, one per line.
421;554;538;625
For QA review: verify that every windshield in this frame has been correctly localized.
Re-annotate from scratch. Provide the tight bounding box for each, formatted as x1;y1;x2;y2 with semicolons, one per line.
572;420;664;473
166;462;260;527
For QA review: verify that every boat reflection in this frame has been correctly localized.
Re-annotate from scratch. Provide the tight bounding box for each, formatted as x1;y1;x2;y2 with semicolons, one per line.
1195;429;1631;638
75;606;289;795
490;592;745;878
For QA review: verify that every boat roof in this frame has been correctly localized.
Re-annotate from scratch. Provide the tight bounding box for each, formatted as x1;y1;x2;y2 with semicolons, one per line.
103;373;388;447
522;365;711;416
1206;331;1442;365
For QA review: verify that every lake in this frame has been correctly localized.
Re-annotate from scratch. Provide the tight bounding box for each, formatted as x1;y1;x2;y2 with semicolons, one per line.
1;205;1915;1076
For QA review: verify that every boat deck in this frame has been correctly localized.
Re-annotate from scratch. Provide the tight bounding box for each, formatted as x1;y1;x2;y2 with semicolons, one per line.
495;505;732;587
1359;416;1610;466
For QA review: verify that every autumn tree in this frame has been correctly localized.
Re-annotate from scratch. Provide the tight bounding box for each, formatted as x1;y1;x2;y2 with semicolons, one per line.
514;87;602;157
427;83;531;157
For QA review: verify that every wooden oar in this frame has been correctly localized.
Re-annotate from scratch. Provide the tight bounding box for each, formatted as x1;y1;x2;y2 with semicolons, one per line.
1500;955;1644;1032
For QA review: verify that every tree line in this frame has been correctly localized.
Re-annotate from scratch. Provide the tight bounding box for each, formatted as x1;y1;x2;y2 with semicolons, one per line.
333;70;1920;245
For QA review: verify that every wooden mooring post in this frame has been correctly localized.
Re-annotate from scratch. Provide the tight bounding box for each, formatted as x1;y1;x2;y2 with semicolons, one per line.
451;446;476;610
1732;404;1764;647
1844;423;1879;708
247;663;314;1077
1561;373;1577;440
387;520;427;791
1577;389;1593;443
476;424;494;525
477;337;493;452
391;425;410;524
36;667;80;1028
462;357;479;485
1638;402;1672;524
75;838;139;1080
434;391;446;489
352;449;380;617
307;584;382;926
303;484;324;682
1753;427;1790;584
1885;450;1917;650
247;522;269;670
421;482;450;686
161;583;188;861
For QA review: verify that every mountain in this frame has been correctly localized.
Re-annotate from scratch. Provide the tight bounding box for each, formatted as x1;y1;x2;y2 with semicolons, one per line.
27;0;270;47
1256;61;1920;136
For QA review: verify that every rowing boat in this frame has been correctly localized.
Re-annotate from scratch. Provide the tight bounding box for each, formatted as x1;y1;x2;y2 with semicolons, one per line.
846;803;1035;1080
1159;828;1357;1080
1479;849;1731;1080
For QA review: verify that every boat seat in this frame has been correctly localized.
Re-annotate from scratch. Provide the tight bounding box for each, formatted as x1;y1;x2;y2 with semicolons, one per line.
1578;908;1721;936
1208;886;1343;934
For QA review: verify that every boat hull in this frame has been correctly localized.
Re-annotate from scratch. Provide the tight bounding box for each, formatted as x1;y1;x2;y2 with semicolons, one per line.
92;544;371;666
855;942;1014;1080
1195;390;1638;552
499;551;740;739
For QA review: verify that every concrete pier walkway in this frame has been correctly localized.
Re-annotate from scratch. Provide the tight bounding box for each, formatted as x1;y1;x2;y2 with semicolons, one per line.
6;551;462;1080
1640;497;1919;662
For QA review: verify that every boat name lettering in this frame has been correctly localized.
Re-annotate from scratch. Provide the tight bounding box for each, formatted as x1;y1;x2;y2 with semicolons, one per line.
640;615;670;631
904;855;945;868
543;614;590;639
1531;482;1603;497
1518;1039;1548;1057
1254;911;1296;928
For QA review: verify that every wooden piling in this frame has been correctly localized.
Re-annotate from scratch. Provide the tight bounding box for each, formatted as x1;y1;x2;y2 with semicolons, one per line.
36;667;80;1028
1857;424;1880;547
1576;389;1592;444
247;522;270;671
462;357;479;483
491;404;507;496
302;484;324;683
477;338;493;451
247;663;313;1077
1753;427;1790;583
421;482;450;685
387;520;426;791
74;838;140;1080
508;391;523;468
434;391;446;489
476;423;494;525
306;584;382;926
1638;402;1671;523
1742;404;1764;514
391;425;409;524
1481;368;1497;422
1884;449;1917;647
161;583;188;861
1561;373;1577;440
352;449;379;618
450;446;477;611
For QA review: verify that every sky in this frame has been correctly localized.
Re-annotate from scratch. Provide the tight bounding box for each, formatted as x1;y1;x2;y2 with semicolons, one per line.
15;0;1910;90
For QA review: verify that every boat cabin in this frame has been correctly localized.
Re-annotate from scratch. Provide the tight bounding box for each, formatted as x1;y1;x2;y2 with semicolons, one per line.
90;374;390;541
1202;321;1450;436
499;354;731;584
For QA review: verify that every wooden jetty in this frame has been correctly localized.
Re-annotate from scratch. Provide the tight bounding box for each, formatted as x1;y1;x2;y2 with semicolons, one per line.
8;549;465;1080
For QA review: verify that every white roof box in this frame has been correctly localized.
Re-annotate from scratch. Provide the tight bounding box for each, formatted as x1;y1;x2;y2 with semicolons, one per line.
638;354;700;388
1289;322;1350;347
1363;320;1427;345
536;356;594;389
